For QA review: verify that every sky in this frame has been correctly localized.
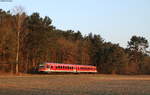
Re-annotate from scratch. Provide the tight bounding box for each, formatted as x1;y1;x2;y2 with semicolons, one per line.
0;0;150;49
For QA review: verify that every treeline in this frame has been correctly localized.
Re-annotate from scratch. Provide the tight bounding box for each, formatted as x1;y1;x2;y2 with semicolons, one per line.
0;8;150;74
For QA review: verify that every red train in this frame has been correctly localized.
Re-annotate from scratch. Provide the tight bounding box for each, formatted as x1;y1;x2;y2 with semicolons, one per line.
38;63;97;73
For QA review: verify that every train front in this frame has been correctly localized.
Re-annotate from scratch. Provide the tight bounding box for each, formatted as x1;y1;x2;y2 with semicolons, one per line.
38;63;50;73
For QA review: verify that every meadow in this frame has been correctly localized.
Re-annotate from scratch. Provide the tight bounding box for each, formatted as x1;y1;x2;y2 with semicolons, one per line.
0;74;150;95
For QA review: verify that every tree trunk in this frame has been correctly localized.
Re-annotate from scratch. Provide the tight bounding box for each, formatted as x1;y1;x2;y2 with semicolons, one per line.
16;31;20;74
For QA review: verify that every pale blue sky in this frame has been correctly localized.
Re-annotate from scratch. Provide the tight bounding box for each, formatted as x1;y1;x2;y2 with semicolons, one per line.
0;0;150;48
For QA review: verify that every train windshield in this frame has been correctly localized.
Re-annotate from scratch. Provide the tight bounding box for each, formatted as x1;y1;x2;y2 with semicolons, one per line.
39;64;45;68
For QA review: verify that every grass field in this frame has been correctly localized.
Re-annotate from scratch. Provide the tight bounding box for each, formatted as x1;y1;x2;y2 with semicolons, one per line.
0;74;150;95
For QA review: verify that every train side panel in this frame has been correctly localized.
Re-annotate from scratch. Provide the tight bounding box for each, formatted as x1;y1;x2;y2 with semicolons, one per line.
38;63;97;73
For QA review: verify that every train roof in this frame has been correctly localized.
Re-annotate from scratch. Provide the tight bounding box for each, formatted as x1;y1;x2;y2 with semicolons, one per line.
42;62;96;67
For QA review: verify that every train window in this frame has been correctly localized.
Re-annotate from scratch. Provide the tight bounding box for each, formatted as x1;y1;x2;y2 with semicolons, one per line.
58;66;60;69
60;66;63;69
47;65;50;68
39;65;45;68
51;66;53;68
64;66;67;69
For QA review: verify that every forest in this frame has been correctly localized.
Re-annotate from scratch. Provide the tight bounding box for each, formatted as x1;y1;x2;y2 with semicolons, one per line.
0;8;150;74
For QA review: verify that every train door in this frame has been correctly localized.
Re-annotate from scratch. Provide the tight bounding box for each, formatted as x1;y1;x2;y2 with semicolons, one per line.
46;65;51;72
73;66;76;73
76;65;79;73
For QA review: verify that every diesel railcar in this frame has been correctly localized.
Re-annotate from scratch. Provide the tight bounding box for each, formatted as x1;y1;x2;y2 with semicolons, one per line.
38;63;97;73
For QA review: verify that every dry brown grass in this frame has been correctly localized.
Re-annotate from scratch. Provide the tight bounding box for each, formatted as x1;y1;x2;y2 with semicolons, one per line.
0;74;150;95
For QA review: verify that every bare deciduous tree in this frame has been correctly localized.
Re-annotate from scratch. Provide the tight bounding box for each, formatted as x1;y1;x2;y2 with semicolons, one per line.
12;6;26;74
